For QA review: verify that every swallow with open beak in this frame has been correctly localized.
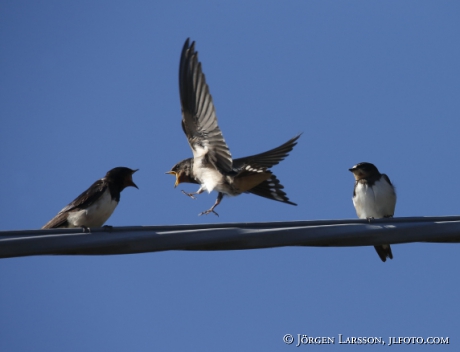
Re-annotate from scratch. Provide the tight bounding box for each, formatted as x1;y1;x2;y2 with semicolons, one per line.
167;38;299;216
42;167;138;229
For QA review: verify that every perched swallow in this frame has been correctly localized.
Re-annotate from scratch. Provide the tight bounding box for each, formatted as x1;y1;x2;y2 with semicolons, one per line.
42;167;138;229
166;38;299;216
349;162;396;262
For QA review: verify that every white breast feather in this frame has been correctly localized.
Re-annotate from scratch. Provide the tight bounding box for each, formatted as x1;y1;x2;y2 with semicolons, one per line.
67;188;118;227
199;167;225;193
353;178;396;219
192;152;227;193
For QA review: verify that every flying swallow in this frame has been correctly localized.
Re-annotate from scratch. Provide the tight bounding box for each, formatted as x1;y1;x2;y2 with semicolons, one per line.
167;38;299;216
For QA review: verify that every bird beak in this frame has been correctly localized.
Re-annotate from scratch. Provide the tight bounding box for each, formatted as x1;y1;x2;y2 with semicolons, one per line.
128;179;139;189
129;169;139;189
165;171;179;188
348;168;354;172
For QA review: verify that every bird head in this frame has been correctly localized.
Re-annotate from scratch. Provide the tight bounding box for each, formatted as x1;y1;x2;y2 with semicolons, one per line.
166;158;195;187
106;167;139;190
349;162;380;180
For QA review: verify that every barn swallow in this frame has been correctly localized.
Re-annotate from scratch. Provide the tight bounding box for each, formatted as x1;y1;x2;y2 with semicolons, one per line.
42;167;138;229
349;162;396;262
166;38;299;216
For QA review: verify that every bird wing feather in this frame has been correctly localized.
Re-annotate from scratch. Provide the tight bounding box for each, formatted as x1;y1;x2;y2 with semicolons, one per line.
42;180;108;229
232;134;300;171
179;38;233;174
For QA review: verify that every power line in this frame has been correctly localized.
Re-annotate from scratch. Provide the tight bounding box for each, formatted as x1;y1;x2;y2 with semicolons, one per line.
1;216;460;259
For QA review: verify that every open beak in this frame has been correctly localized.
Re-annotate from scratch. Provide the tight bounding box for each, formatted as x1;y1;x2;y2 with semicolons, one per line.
165;171;179;188
129;169;139;189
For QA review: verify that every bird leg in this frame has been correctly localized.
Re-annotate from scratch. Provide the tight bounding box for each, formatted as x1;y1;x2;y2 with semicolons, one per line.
182;190;197;199
199;192;223;217
368;215;393;223
182;187;205;200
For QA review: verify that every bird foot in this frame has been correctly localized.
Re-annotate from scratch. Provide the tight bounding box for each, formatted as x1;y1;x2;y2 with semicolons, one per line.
366;217;374;223
81;226;91;233
199;209;219;217
181;190;196;199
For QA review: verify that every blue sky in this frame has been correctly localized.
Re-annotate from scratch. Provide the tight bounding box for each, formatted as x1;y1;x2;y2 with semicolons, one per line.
1;1;460;350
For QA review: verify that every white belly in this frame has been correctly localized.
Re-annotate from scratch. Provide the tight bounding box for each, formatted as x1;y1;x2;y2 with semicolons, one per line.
193;162;225;193
353;179;396;219
67;189;118;227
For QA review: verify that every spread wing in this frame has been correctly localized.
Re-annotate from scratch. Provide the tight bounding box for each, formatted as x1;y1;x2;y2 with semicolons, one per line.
179;38;233;174
42;179;108;229
232;134;301;171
